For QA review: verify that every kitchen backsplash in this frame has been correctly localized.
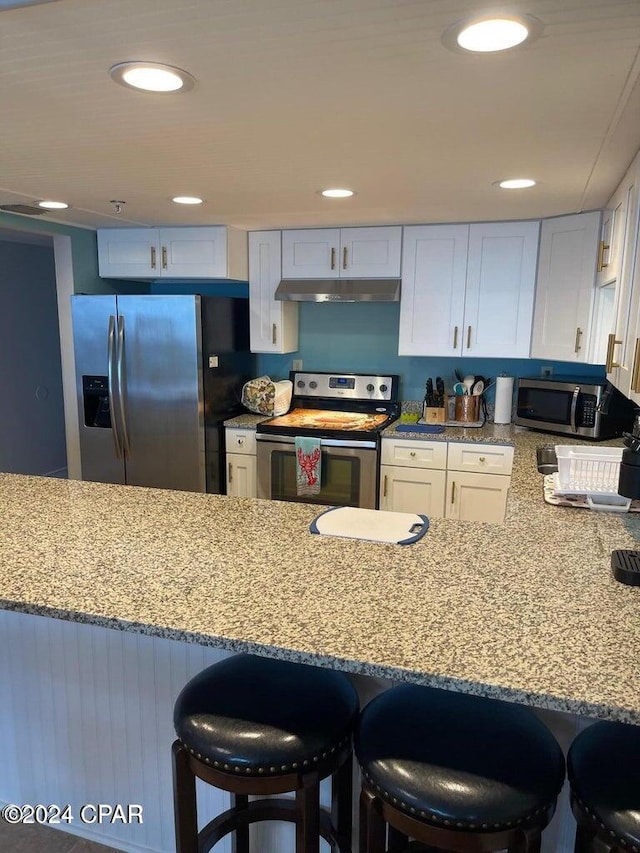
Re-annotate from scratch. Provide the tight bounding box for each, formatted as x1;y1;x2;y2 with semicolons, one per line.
256;302;606;402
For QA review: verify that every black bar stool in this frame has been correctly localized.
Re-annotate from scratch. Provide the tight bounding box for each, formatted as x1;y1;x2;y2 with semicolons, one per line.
172;654;359;853
567;720;640;853
355;684;566;853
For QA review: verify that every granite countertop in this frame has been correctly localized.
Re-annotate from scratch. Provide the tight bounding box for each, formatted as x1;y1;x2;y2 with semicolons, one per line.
1;428;639;724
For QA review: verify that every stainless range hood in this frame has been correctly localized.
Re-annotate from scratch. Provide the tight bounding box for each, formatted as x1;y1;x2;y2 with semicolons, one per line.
274;278;401;303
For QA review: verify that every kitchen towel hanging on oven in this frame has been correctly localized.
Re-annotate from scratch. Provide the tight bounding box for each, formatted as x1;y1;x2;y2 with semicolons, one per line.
295;437;321;496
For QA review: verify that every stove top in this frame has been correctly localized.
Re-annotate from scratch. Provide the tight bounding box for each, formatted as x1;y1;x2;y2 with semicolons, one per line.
256;371;400;441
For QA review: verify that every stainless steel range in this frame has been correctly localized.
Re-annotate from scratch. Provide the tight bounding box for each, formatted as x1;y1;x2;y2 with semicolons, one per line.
256;371;400;508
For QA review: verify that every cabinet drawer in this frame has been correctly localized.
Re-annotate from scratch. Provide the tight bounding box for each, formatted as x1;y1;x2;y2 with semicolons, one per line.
447;442;513;475
225;428;256;455
381;438;447;469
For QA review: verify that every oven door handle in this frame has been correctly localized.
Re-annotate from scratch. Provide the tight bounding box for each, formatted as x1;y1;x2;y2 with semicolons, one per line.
255;434;377;449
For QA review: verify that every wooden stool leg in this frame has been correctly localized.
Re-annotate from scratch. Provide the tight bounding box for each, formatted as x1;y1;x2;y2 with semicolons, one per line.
359;788;386;853
172;740;198;853
232;793;250;853
296;772;321;853
387;824;409;852
332;754;353;853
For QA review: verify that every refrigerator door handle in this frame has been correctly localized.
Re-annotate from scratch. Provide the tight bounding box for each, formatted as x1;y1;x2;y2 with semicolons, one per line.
116;314;131;456
107;315;123;459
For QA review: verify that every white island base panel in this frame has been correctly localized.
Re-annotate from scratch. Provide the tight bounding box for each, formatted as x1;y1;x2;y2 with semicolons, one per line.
0;610;589;853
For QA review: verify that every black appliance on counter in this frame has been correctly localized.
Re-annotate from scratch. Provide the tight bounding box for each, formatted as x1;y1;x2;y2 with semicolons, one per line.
514;376;636;440
255;371;400;509
72;294;255;494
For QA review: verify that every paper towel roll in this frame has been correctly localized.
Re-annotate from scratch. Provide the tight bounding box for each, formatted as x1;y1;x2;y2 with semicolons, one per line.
494;376;514;424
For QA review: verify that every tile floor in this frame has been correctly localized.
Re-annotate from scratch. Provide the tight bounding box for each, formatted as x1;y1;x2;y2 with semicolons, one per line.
0;818;120;853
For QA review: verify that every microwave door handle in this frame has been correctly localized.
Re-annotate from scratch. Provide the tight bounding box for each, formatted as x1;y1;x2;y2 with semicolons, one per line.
107;315;123;459
570;387;579;433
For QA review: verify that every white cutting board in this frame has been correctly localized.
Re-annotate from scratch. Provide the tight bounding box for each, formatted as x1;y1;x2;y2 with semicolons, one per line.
310;506;429;545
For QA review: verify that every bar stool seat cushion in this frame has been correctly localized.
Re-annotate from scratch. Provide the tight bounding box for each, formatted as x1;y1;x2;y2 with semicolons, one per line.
355;685;565;830
568;720;640;848
174;655;359;776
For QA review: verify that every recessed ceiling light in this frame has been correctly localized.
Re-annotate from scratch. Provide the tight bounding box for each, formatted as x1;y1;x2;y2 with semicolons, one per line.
109;62;195;93
442;14;543;54
320;188;355;198
172;196;203;205
37;200;70;209
496;178;537;190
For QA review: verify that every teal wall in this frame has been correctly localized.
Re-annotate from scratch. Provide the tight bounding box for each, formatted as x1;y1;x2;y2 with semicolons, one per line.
0;212;138;295
257;302;606;402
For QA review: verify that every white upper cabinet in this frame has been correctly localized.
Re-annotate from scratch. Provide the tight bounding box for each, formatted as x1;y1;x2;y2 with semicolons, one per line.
248;231;298;354
399;224;468;355
97;226;248;280
399;220;539;357
530;212;601;363
605;152;640;397
281;226;402;279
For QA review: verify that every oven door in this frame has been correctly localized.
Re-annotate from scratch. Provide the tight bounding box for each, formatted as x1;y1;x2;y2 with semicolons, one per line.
256;435;378;509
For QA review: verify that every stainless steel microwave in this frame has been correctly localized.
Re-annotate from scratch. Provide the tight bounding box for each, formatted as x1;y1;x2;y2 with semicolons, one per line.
514;376;636;440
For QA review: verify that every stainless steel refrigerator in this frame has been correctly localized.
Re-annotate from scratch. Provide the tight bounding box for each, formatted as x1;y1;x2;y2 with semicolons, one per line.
71;294;255;493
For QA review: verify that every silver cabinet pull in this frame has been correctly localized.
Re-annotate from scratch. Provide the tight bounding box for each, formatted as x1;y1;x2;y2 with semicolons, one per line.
466;326;472;349
161;246;168;269
605;332;622;371
597;240;610;272
150;246;156;269
343;247;347;269
272;323;277;345
451;481;456;504
574;327;583;354
453;326;458;349
228;462;232;483
632;338;640;393
383;475;388;498
330;247;336;270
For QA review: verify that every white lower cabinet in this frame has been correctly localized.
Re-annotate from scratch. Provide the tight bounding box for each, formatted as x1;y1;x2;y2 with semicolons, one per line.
380;438;513;523
446;471;510;524
225;428;256;498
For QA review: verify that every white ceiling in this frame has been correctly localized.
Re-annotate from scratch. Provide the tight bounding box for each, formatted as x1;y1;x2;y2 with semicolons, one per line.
1;0;640;232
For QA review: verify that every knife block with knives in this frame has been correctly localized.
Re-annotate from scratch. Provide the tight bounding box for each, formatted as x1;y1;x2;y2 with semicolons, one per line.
423;376;447;423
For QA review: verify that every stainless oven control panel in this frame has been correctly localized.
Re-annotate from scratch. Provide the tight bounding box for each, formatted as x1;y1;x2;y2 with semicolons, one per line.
291;372;397;401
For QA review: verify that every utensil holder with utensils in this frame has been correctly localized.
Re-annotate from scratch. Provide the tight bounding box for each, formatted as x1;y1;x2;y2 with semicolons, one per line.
455;394;480;422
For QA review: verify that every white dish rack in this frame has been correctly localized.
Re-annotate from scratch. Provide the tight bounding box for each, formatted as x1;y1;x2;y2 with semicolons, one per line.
552;445;630;512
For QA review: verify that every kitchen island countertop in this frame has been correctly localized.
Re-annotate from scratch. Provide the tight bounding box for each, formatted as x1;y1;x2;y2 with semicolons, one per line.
1;426;639;724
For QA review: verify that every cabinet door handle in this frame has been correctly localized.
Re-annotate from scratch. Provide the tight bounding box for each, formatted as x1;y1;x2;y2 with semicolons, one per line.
451;481;456;504
161;246;168;269
330;247;336;270
605;333;622;371
632;338;640;393
150;246;156;269
383;474;388;498
453;326;458;349
228;462;232;483
574;327;582;354
466;326;472;349
597;240;610;272
343;247;348;269
479;456;486;463
272;323;277;345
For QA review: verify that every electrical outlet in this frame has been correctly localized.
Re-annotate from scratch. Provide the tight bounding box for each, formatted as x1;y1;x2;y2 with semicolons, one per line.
292;359;303;370
208;355;219;368
541;365;553;378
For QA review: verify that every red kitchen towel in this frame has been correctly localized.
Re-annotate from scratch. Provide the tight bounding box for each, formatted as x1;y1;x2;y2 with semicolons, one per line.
295;437;321;496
